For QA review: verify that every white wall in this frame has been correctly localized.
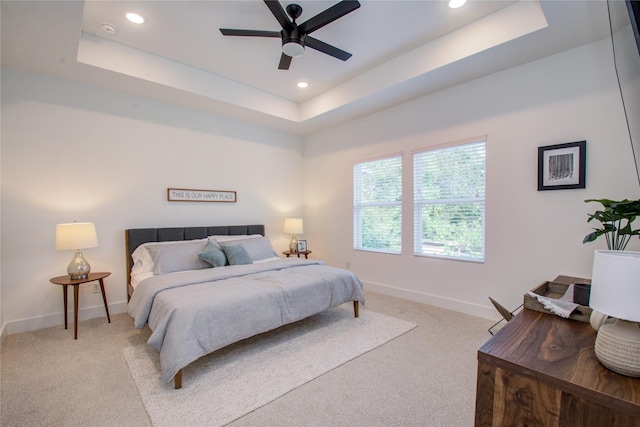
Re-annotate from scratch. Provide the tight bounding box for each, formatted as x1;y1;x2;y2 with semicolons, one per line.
1;69;304;334
3;37;640;336
304;39;640;319
0;67;3;347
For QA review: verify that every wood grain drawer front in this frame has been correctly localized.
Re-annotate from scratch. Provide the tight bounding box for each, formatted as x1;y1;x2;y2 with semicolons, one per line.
492;368;561;427
476;362;640;427
560;393;640;427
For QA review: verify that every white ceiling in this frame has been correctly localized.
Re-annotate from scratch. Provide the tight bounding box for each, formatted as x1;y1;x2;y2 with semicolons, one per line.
1;1;612;135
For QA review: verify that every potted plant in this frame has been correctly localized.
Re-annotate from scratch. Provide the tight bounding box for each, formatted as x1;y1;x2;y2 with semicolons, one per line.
583;198;640;250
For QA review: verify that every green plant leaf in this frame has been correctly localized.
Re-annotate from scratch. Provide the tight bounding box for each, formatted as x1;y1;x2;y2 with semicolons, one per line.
582;232;599;243
583;198;640;249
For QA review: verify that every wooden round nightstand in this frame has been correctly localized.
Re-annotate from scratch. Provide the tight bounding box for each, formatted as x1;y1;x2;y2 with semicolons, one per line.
49;272;111;339
282;250;312;259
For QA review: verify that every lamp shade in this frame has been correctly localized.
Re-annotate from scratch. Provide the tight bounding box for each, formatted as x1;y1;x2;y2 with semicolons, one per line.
55;222;98;250
284;218;304;235
590;250;640;322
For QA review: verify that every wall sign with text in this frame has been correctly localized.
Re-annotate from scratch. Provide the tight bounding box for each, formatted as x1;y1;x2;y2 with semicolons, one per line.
167;188;237;202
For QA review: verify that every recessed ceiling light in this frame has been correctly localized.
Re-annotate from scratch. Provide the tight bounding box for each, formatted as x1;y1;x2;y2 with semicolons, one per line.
448;0;467;8
297;82;308;88
125;12;145;24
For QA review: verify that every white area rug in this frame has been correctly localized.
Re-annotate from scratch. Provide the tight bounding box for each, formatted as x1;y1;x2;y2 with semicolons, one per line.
123;305;416;427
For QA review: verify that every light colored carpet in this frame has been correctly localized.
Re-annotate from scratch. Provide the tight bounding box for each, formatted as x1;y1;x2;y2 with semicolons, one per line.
1;291;495;426
123;305;416;427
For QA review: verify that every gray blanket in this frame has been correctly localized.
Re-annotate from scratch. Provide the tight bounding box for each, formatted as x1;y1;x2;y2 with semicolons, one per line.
128;258;365;383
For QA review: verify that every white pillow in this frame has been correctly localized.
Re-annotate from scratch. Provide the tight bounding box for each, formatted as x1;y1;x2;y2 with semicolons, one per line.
218;236;277;262
146;239;210;275
131;238;208;277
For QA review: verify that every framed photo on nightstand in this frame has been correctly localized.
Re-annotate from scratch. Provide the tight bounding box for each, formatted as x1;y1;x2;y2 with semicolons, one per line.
297;240;307;252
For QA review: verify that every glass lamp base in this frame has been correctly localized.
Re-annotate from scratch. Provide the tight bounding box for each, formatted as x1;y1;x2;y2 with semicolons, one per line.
289;236;298;252
67;249;91;280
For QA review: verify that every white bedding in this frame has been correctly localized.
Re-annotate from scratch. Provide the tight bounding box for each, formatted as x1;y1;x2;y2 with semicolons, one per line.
128;258;365;383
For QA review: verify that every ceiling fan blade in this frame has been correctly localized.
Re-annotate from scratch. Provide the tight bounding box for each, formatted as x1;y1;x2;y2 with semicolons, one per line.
220;29;281;38
305;36;352;61
264;0;292;30
298;1;360;34
278;53;292;70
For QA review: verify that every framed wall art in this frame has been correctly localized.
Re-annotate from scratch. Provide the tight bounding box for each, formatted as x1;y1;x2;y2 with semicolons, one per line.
537;141;586;191
168;188;237;202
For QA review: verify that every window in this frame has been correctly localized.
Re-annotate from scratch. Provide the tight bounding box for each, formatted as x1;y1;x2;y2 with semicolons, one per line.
353;154;402;253
413;139;485;261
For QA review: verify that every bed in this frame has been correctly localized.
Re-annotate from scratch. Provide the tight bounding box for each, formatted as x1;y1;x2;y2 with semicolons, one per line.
125;225;365;389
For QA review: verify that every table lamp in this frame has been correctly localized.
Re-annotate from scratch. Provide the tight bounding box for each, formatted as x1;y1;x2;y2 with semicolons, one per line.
589;250;640;377
284;218;303;252
55;222;99;280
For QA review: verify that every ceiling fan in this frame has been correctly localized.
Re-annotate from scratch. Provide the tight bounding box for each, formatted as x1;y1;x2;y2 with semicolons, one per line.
219;0;361;70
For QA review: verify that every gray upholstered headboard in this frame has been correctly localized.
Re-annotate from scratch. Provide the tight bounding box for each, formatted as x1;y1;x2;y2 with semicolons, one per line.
125;224;265;298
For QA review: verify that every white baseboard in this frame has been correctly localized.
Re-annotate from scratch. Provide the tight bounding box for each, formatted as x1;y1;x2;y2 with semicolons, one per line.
0;322;7;350
362;280;499;321
3;301;128;336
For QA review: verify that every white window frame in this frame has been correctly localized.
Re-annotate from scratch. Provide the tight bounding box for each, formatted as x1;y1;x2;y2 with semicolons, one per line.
413;138;486;262
353;153;402;254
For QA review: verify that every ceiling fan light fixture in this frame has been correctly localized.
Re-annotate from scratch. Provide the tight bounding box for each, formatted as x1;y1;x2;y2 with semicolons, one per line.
282;41;305;57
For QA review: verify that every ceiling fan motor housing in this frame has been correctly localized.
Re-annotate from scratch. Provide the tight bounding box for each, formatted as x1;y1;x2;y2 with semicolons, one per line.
282;27;305;57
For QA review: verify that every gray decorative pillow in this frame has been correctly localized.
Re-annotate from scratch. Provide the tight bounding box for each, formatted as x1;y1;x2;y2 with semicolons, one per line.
218;236;277;262
221;244;252;265
198;241;228;267
146;239;210;275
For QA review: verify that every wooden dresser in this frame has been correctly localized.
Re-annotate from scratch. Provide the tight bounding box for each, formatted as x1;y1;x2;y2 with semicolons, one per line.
475;308;640;426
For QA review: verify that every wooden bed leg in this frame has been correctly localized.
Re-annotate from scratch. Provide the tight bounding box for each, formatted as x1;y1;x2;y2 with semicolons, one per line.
353;301;359;318
174;369;183;389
